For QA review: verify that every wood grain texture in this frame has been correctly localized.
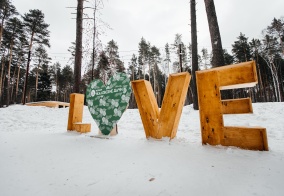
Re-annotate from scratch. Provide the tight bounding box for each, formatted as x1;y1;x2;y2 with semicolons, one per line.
131;80;159;138
158;72;191;139
222;126;268;151
222;98;253;114
196;61;268;151
196;70;223;145
67;93;84;130
73;123;91;133
132;72;191;139
26;101;70;108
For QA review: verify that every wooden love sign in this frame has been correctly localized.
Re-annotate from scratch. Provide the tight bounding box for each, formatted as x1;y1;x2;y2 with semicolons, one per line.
132;61;268;151
132;72;191;139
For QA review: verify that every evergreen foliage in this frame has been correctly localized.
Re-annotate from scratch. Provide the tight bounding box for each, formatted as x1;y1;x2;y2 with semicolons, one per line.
0;2;284;107
37;64;51;101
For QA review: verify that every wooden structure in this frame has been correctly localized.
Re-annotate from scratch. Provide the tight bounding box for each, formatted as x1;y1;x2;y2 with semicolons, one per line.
73;123;91;133
67;93;91;133
26;101;70;108
132;72;191;139
196;61;268;151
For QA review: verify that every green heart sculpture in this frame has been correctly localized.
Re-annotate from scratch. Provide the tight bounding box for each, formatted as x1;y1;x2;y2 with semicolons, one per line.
86;73;131;135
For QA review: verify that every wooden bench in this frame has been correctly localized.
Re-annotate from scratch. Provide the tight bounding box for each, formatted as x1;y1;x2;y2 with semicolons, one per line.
26;101;70;108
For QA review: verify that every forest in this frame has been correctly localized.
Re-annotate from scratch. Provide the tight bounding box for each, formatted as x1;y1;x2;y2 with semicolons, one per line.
0;0;283;108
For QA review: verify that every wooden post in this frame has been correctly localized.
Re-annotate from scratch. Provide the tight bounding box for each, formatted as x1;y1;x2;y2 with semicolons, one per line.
132;72;191;139
196;61;268;151
73;123;91;133
67;93;84;131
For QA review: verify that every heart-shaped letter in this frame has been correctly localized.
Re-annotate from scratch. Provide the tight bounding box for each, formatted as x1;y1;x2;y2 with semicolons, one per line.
86;73;131;135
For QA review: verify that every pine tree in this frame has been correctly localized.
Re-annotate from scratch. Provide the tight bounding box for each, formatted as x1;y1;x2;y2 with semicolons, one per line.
96;51;110;84
0;0;17;50
260;34;282;101
149;46;160;102
33;45;50;101
128;54;138;81
223;49;234;65
266;17;284;56
200;48;210;69
204;0;224;67
74;0;83;93
22;9;50;104
250;38;266;102
61;65;74;102
1;17;23;106
232;33;252;63
13;32;28;103
37;64;51;101
191;0;199;109
138;37;150;79
105;39;125;74
164;43;171;79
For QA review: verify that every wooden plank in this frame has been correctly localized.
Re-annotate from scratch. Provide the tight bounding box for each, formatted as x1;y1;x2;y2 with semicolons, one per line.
26;101;70;108
67;93;84;130
131;72;191;139
196;70;223;145
200;61;258;90
222;126;268;151
222;98;253;114
158;72;191;139
73;123;91;133
131;80;159;138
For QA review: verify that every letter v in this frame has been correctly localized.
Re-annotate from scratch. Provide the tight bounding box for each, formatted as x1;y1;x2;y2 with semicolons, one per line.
131;72;191;139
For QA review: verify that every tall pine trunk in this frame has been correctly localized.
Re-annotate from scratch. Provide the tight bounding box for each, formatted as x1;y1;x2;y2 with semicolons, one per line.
190;0;199;110
73;0;83;93
35;62;40;101
15;60;21;103
204;0;224;67
6;41;14;106
0;55;5;101
22;32;34;104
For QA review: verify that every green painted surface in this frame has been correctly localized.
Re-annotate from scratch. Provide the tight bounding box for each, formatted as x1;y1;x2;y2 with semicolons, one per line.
86;73;131;135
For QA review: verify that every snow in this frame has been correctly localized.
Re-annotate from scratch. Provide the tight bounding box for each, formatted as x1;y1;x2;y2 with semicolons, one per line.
1;102;284;196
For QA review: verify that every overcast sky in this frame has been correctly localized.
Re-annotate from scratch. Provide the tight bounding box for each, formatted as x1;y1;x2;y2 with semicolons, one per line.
12;0;284;66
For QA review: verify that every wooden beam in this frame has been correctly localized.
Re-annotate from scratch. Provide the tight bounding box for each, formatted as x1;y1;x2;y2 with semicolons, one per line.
67;93;84;130
158;72;191;139
196;70;223;145
222;126;268;151
222;98;253;114
199;61;258;90
131;80;159;138
73;123;91;133
26;101;70;108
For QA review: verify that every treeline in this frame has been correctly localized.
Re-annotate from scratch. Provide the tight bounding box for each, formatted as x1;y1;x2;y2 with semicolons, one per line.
0;0;283;108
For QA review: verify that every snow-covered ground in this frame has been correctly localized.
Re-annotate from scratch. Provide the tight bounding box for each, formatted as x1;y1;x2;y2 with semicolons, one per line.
0;102;284;196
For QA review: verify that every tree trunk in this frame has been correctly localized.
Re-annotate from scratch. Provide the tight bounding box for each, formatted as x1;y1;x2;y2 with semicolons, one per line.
204;0;224;67
6;42;14;106
255;55;266;102
0;18;5;50
35;62;40;101
23;32;34;104
15;61;21;103
190;0;199;110
73;0;84;93
10;59;18;103
0;55;5;100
